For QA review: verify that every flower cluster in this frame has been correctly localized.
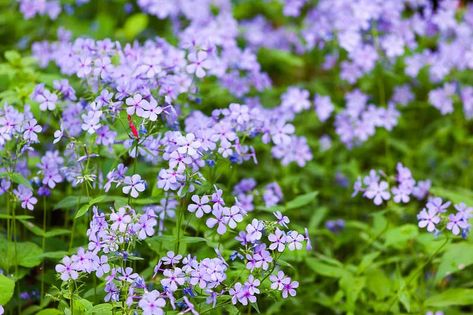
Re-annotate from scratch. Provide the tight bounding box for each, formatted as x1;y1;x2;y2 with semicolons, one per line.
353;163;431;206
418;198;472;238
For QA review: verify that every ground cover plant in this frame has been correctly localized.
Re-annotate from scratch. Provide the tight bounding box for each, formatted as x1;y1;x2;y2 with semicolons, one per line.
1;0;473;314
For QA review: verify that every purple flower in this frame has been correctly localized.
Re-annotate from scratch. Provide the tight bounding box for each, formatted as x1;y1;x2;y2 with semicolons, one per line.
161;268;185;292
281;278;299;298
187;195;211;218
270;271;288;290
286;231;304;250
426;197;451;214
122;174;146;198
447;213;469;235
417;208;441;233
274;211;289;228
138;290;165;315
186;51;212;78
206;207;228;235
55;256;79;281
161;251;182;266
110;207;132;232
268;228;286;252
364;181;390;205
314;94;334;122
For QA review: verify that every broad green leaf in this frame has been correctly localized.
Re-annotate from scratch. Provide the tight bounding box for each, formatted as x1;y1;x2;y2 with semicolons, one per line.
339;274;365;313
20;220;45;237
0;274;14;304
384;224;418;248
45;228;71;238
365;268;391;300
285;191;318;210
121;14;148;40
86;303;113;315
425;289;473;307
435;243;473;282
75;203;91;219
306;257;349;278
0;240;43;269
39;251;69;260
54;196;91;210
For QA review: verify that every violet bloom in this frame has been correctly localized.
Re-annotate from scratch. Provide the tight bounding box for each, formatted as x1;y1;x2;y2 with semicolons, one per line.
426;197;451;214
281;278;299;298
274;211;290;228
36;89;58;111
187;195;211;218
138;290;165;315
314;94;334;122
391;183;411;203
206;207;228;235
186;51;212;78
110;207;132;232
126;94;150;117
122;174;146;198
223;205;244;229
270;271;288;290
246;219;264;242
286;231;304;250
364;181;390;205
94;255;110;278
119;267;139;283
55;256;79;281
268;228;286;252
161;268;185;292
161;251;182;266
417;208;441;233
14;185;37;211
23;119;42;143
446;213;469;235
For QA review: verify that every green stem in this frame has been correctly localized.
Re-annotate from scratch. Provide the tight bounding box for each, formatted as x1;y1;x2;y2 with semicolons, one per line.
41;197;47;303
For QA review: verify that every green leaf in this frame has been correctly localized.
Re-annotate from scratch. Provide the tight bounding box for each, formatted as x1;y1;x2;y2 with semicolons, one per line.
4;50;21;64
36;309;63;315
54;196;91;210
0;172;32;190
39;251;69;260
0;240;43;269
339;274;366;313
305;257;349;278
86;303;113;315
285;191;318;210
20;220;45;237
435;243;473;282
365;268;391;300
0;214;33;220
0;274;15;304
425;289;473;307
44;228;71;238
384;224;418;249
74;203;91;219
121;14;148;40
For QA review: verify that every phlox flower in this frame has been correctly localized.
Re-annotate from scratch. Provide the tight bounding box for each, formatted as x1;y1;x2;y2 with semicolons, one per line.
122;174;146;198
187;195;211;218
55;256;79;281
447;213;469;235
417;208;441;233
363;180;390;205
